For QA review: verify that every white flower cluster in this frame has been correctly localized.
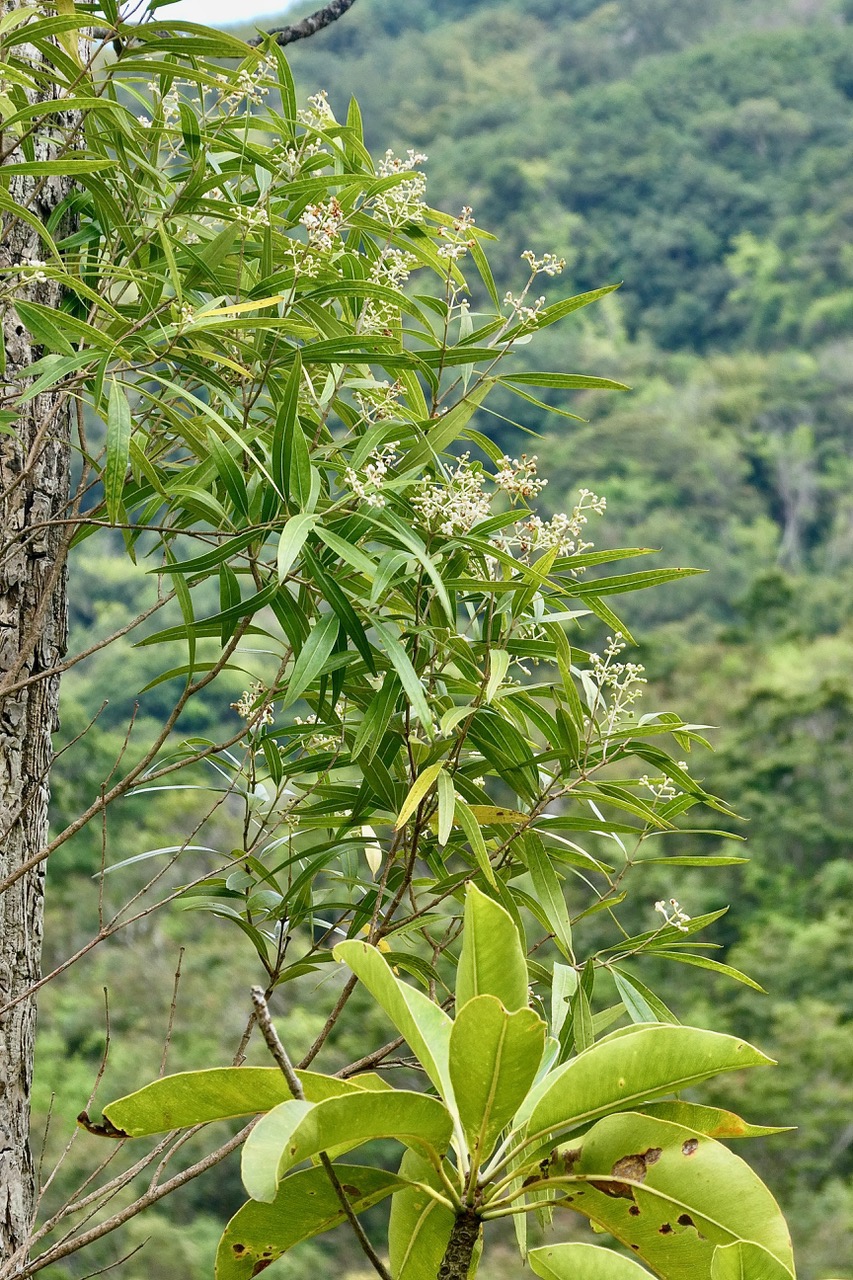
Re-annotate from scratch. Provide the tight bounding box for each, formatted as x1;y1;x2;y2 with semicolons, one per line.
588;632;647;734
437;206;476;261
9;259;47;283
300;197;344;253
503;290;546;326
343;440;399;508
521;249;567;277
640;761;688;802
494;453;548;500
218;59;275;108
240;203;270;231
353;380;402;424
372;148;429;227
359;247;418;333
277;139;327;179
506;489;606;561
298;89;335;128
294;714;339;753
655;897;691;932
231;680;274;728
413;453;492;536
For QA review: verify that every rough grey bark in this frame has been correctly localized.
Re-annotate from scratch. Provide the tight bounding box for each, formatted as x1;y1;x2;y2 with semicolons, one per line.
0;13;75;1259
437;1210;481;1280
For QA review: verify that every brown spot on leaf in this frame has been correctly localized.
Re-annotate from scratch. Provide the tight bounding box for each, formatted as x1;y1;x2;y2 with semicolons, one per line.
341;1184;362;1198
232;1244;246;1255
659;1223;673;1234
251;1264;274;1276
645;1147;662;1165
682;1138;699;1156
628;1205;640;1216
677;1214;696;1228
630;1244;640;1251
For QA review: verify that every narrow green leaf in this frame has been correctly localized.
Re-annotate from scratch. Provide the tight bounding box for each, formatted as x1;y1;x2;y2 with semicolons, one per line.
276;513;317;582
280;613;339;710
396;761;444;830
455;797;496;887
372;619;433;733
520;833;574;962
436;768;455;848
104;379;131;525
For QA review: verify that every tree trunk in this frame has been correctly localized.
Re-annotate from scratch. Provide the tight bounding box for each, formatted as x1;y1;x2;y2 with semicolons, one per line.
0;6;75;1257
437;1209;481;1280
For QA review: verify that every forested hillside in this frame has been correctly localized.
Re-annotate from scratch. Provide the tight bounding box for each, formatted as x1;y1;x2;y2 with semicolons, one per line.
38;1;853;1275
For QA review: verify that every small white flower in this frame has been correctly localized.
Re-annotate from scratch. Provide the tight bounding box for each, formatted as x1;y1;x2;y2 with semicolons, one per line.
654;898;691;933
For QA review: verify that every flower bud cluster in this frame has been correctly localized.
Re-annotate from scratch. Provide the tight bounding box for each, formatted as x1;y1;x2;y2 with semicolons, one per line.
231;681;274;728
343;441;400;508
413;453;491;535
494;453;548;500
300;198;344;253
655;898;691;932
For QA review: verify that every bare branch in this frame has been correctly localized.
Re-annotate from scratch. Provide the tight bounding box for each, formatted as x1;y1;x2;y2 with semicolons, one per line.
248;0;359;47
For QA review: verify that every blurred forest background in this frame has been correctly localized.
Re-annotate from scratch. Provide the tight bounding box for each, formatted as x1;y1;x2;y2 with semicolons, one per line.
37;0;853;1276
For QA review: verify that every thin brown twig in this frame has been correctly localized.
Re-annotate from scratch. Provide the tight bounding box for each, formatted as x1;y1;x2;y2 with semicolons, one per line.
251;988;393;1280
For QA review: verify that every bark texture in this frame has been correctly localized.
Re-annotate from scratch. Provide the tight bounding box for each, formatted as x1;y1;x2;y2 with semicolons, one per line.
0;12;75;1259
437;1209;481;1280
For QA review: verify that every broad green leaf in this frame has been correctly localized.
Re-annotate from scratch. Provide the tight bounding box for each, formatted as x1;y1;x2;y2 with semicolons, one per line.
525;1025;773;1149
449;996;545;1163
241;1090;452;1202
216;1164;406;1280
105;380;131;524
98;1067;378;1136
456;883;528;1013
334;939;454;1102
540;1113;795;1278
396;760;444;829
711;1242;796;1280
276;513;317;582
530;1243;656;1280
520;833;574;962
389;1150;456;1280
280;613;339;710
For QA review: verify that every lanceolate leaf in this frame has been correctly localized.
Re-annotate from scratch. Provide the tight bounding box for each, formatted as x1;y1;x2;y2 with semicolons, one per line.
241;1089;452;1202
639;1101;793;1140
216;1165;407;1280
105;379;131;524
